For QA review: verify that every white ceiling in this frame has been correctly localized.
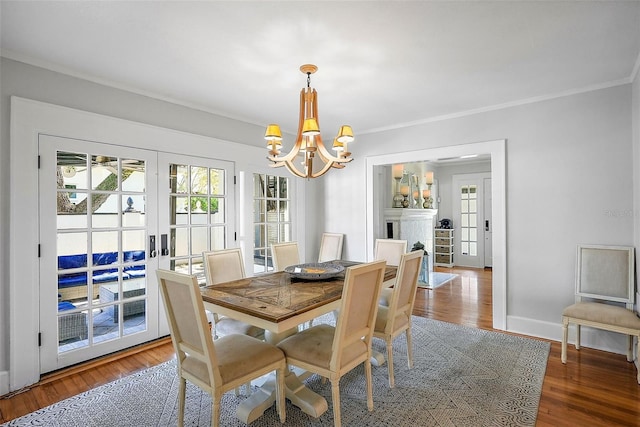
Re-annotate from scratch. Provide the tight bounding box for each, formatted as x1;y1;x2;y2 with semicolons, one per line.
2;1;639;146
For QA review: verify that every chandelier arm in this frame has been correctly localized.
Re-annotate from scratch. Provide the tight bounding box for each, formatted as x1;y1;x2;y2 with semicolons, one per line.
315;136;353;164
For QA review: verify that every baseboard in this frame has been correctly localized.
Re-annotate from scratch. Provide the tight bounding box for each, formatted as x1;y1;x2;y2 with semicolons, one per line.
506;315;629;356
0;370;9;396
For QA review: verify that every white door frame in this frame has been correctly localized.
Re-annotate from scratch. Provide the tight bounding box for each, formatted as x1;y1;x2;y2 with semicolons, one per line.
8;97;266;392
365;139;506;331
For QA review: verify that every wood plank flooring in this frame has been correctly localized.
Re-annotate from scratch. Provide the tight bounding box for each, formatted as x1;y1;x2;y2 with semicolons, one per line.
1;266;639;425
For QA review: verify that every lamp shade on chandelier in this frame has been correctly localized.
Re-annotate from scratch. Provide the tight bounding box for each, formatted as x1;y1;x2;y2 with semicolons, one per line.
265;64;354;179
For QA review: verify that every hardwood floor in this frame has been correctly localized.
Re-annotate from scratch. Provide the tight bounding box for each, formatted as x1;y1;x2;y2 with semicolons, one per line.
1;266;639;425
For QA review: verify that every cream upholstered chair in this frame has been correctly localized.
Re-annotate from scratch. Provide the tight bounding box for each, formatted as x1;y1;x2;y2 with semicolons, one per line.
202;248;265;341
318;233;344;263
271;241;300;271
156;269;287;427
374;238;407;291
374;239;407;267
277;260;387;427
561;244;640;384
373;250;423;388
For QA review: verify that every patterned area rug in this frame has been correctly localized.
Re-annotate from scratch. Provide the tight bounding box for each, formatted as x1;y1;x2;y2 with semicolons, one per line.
418;272;458;289
3;316;550;427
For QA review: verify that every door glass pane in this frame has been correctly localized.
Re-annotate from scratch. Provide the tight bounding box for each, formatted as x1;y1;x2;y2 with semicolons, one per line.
121;159;146;192
211;198;224;224
210;169;224;195
210;226;225;250
191;227;208;255
92;194;120;228
191;166;208;194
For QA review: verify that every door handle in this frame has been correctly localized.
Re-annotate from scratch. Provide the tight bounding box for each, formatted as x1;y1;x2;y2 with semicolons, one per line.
161;234;169;256
149;235;157;258
485;220;490;231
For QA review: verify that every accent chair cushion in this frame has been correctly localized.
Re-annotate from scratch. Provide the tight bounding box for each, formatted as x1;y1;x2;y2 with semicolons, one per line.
277;323;367;370
562;302;640;330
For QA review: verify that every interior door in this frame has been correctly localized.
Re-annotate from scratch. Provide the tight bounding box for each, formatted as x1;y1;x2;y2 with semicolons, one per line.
452;173;490;268
39;135;159;372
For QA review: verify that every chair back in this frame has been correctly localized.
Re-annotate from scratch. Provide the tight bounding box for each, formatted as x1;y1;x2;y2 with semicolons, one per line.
203;248;246;285
271;242;300;271
575;244;635;309
374;239;407;266
330;260;387;371
156;269;221;389
318;232;345;263
383;250;423;332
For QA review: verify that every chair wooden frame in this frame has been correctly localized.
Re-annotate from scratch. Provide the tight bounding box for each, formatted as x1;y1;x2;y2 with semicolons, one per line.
561;244;640;384
276;260;387;427
373;250;423;388
318;233;345;263
156;269;287;426
271;241;300;272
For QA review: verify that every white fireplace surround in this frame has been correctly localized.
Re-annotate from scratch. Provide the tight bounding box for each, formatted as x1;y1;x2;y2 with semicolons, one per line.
383;208;438;273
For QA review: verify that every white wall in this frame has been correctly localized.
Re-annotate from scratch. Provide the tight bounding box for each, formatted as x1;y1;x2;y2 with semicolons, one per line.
323;84;634;344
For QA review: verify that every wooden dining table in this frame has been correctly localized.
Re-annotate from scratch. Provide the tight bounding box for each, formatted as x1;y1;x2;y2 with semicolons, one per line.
201;260;397;423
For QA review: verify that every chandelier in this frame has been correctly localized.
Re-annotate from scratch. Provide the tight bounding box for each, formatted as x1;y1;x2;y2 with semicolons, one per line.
265;64;354;179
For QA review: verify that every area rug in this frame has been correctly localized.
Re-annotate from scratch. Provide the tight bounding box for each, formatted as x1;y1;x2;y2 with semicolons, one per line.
418;272;458;289
2;316;550;427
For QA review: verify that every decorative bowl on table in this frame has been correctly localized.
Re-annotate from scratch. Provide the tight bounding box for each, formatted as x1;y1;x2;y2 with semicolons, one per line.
284;262;345;280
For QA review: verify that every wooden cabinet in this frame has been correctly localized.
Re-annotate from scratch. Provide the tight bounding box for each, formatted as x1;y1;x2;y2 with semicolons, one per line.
434;228;454;267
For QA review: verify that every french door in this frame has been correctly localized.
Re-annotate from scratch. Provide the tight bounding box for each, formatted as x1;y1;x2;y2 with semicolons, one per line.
452;172;490;268
39;135;234;372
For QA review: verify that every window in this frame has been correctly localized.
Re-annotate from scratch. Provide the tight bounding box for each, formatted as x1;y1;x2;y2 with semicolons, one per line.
253;174;291;274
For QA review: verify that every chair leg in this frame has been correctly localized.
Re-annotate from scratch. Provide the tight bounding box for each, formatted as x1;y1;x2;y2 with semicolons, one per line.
178;377;186;427
212;395;221;427
276;364;286;423
636;337;640;385
385;337;395;388
406;328;414;369
365;360;374;412
626;335;634;362
561;317;568;364
330;378;342;427
575;324;581;350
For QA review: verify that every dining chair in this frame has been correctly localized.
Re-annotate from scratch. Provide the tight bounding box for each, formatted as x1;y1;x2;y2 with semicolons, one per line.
373;250;423;388
374;238;407;266
271;241;300;272
561;244;640;384
318;232;344;263
276;260;387;427
374;238;407;289
156;269;287;427
202;248;265;341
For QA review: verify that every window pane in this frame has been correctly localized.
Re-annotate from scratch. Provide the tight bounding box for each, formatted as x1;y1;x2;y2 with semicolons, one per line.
469;228;478;242
461;199;469;213
191;166;208;195
210;168;224;196
210;198;224;224
461;242;469;255
210;226;225;250
461;228;469;241
92;194;119;228
469;199;477;213
470;242;478;256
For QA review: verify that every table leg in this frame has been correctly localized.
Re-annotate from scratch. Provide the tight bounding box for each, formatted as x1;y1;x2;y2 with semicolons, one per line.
236;370;329;423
